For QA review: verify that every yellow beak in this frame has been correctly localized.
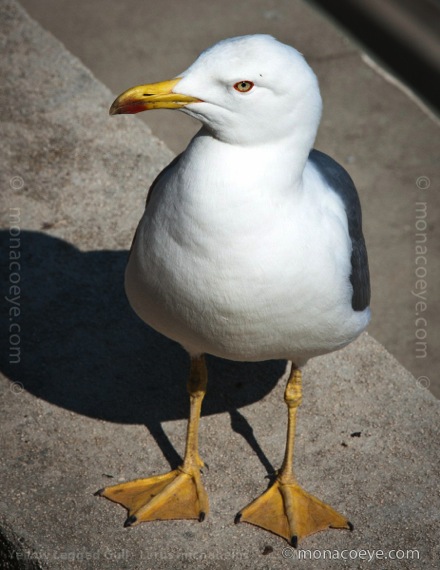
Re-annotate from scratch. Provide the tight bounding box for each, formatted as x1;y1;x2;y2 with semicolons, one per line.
109;78;201;115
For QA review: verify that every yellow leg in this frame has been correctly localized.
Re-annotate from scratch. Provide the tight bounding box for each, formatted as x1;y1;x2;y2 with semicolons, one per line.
95;356;209;526
236;365;352;546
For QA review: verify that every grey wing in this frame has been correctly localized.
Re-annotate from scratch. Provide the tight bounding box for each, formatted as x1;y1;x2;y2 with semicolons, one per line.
309;149;371;312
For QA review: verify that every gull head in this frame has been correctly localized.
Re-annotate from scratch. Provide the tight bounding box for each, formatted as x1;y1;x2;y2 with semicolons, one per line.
110;34;322;146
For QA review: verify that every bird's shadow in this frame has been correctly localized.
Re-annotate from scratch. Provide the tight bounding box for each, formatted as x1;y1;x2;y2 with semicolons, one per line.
0;230;285;473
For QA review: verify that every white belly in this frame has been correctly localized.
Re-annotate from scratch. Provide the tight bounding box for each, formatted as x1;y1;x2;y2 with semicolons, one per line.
125;155;369;363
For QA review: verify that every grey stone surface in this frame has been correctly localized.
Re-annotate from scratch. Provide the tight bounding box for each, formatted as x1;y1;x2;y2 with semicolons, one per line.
0;1;439;569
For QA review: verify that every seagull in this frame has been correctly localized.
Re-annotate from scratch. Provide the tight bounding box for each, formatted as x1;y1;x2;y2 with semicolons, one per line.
96;34;371;546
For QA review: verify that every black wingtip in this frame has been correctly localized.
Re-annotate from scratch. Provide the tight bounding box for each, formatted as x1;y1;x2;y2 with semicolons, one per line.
94;488;104;497
234;513;242;524
124;514;137;528
348;521;354;532
291;535;298;548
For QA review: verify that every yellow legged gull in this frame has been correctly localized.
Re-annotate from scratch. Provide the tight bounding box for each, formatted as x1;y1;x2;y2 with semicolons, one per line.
96;34;371;546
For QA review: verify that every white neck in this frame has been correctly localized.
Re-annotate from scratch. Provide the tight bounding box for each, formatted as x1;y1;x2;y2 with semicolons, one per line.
183;126;315;194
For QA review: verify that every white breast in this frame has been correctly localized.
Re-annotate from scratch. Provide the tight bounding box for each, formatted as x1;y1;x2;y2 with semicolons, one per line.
125;137;370;363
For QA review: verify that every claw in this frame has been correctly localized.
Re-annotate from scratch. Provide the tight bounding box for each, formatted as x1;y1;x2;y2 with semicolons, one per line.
124;514;137;528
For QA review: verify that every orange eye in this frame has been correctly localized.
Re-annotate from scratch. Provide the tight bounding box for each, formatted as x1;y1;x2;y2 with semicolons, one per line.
233;81;254;93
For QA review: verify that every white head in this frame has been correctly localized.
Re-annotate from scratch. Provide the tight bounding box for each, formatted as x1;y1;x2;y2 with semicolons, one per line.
110;35;322;148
